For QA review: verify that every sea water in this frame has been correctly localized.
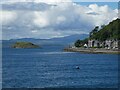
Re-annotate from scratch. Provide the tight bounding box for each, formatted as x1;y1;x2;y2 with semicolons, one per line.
2;45;118;88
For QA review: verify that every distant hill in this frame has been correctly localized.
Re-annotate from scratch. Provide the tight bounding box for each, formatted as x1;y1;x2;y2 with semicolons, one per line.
2;34;88;48
90;18;120;41
50;34;88;42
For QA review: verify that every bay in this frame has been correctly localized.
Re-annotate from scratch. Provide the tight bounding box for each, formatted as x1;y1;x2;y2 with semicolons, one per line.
2;45;118;88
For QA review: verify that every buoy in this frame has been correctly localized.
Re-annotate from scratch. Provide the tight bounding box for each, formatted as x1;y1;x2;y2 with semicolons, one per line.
76;66;80;69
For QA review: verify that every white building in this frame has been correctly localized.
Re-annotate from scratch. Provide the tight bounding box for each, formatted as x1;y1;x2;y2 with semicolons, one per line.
88;40;100;48
88;39;119;49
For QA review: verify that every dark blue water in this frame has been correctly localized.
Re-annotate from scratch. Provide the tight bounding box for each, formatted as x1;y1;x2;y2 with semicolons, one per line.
2;45;118;88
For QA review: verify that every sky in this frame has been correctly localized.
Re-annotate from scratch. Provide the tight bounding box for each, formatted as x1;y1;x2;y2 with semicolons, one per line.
77;2;118;9
0;0;119;40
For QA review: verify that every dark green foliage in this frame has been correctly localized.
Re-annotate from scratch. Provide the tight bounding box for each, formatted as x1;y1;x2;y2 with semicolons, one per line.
101;24;106;29
90;18;120;41
74;38;88;47
89;26;99;38
74;40;81;47
12;42;39;48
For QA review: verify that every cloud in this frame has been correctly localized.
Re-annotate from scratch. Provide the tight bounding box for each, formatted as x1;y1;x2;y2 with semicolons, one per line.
86;4;118;25
1;0;72;4
33;11;49;27
0;10;17;25
1;2;118;40
33;3;118;28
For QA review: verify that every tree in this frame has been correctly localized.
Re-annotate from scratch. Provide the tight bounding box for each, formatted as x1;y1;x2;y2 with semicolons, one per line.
93;26;99;33
74;38;88;47
74;40;81;47
89;18;120;41
101;24;106;29
89;26;99;38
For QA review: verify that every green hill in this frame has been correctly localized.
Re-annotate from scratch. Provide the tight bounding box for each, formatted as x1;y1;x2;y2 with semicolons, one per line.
12;42;39;48
90;18;120;41
74;18;120;47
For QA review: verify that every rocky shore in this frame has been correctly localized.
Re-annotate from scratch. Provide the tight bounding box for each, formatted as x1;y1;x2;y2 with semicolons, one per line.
64;47;120;54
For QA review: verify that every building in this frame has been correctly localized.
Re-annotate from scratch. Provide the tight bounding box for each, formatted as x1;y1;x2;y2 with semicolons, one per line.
88;40;100;48
112;40;119;49
88;39;119;49
84;44;88;48
105;40;113;49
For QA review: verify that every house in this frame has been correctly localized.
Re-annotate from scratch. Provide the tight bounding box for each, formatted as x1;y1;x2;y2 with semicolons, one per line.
88;39;119;49
93;40;100;47
88;40;94;47
112;40;119;49
84;44;88;48
105;40;113;49
88;40;100;48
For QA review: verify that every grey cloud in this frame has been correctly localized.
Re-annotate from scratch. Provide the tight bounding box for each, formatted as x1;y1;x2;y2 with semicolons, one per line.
86;12;100;15
1;2;118;40
1;2;52;11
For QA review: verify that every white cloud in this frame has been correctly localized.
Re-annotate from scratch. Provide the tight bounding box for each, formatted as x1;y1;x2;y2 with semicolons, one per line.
87;4;118;25
1;0;72;5
35;0;72;4
0;10;17;25
33;3;118;28
56;16;66;24
34;11;49;27
1;2;118;40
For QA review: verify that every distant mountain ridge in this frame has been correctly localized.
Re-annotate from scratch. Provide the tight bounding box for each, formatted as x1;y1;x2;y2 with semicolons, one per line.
2;34;88;47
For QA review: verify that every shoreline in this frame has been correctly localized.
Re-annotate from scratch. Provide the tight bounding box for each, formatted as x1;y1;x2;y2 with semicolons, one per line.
64;47;120;54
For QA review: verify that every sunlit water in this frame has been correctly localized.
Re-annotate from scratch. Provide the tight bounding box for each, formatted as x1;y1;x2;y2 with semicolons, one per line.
2;45;118;88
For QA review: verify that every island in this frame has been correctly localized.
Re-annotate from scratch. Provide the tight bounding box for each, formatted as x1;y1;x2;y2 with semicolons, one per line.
12;42;39;48
64;18;120;54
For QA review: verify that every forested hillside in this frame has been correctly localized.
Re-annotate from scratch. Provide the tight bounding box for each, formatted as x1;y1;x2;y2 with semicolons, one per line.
74;18;120;47
90;18;120;41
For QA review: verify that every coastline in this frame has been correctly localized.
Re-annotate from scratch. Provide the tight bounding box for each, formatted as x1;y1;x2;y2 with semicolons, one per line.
64;47;120;54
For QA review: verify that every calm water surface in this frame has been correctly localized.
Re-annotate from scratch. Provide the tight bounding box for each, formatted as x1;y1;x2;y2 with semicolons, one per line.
2;45;118;88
